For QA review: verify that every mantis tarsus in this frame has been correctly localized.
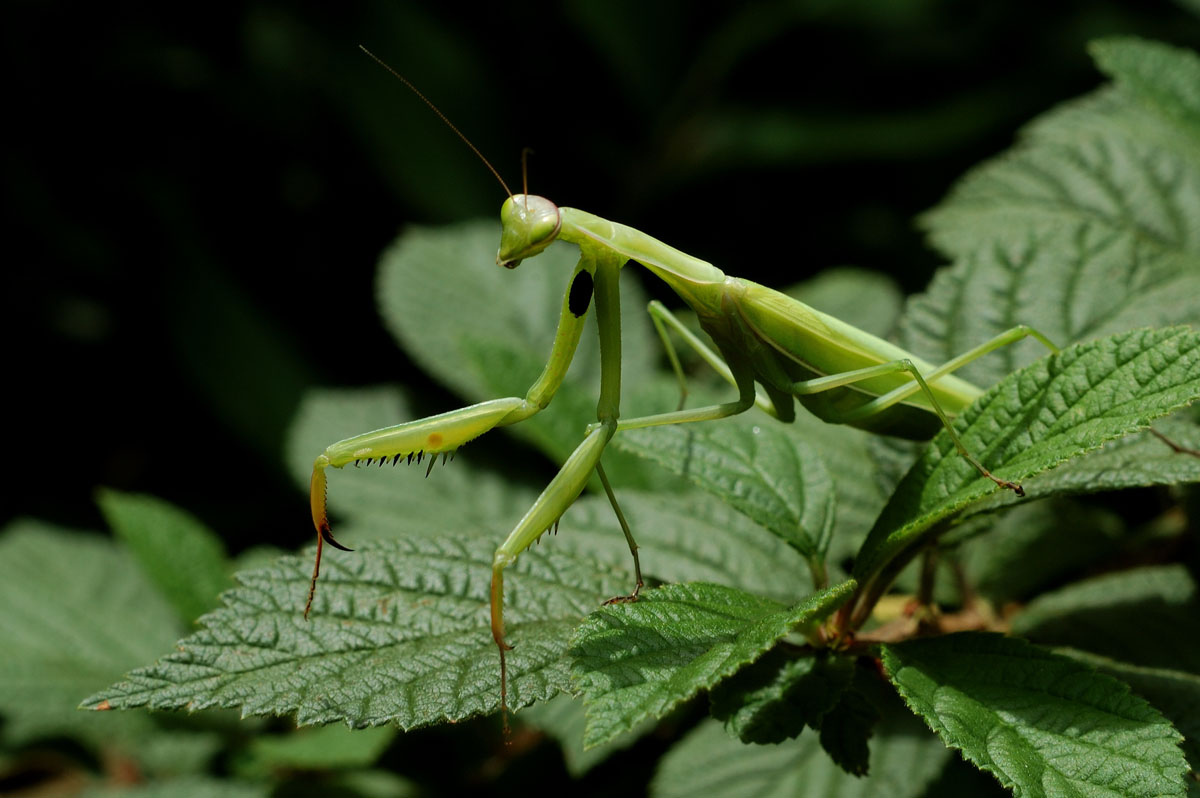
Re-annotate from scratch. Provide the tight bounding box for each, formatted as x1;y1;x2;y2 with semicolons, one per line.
304;49;1081;727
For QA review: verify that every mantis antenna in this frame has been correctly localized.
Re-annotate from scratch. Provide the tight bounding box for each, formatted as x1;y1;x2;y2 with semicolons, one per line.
521;147;534;209
358;45;513;198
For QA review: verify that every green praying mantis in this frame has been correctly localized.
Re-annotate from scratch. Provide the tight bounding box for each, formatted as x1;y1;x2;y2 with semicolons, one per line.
303;49;1076;725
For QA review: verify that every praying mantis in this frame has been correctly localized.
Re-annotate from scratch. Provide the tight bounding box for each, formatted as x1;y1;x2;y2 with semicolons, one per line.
303;49;1073;725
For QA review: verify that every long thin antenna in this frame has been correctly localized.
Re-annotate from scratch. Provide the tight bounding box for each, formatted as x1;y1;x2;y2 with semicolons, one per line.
520;147;534;197
520;147;534;211
359;45;512;198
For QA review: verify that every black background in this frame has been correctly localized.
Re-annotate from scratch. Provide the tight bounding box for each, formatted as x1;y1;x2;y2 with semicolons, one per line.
9;0;1200;563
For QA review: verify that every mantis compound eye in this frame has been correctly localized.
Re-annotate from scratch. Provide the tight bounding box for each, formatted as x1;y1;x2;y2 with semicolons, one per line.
497;194;561;268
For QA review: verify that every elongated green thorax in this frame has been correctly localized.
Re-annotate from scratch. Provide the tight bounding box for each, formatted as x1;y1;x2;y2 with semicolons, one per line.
557;206;728;316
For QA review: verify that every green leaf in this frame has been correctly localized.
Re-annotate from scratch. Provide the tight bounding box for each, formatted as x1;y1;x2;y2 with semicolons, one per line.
709;650;854;745
618;415;836;558
853;327;1200;589
97;489;231;625
521;693;653;776
570;580;855;748
956;498;1126;603
818;686;881;777
238;724;395;773
1090;37;1200;139
1052;649;1200;771
616;399;890;571
788;412;893;546
1010;415;1200;502
549;489;814;604
883;633;1189;798
0;522;219;773
910;38;1200;389
936;414;1200;530
650;711;950;798
1012;565;1200;674
83;537;629;728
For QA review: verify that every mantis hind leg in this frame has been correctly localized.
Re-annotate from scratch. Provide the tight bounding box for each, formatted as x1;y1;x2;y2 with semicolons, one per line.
803;358;1025;494
834;325;1059;415
1150;428;1200;457
793;325;1065;495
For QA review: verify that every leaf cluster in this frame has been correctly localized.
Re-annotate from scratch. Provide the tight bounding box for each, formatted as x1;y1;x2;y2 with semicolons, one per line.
4;34;1200;798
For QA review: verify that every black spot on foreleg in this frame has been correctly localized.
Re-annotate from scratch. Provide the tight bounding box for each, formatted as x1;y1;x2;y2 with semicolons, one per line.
569;270;594;318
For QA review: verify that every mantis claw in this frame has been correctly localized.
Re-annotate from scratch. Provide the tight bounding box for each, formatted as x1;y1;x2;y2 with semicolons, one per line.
602;579;644;606
321;526;353;552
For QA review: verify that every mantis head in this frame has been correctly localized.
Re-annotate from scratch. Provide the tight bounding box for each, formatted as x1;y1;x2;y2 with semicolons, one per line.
497;194;561;269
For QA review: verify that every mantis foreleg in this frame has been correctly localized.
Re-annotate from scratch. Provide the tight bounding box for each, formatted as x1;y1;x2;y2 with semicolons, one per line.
305;258;598;618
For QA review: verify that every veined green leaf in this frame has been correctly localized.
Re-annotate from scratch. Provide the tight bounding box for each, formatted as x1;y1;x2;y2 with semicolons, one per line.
909;37;1200;388
1013;565;1200;674
1007;415;1200;502
97;489;231;625
549;489;814;604
1090;37;1200;141
650;712;949;798
853;327;1200;590
83;537;629;728
236;723;395;774
925;414;1200;528
0;522;219;773
817;686;881;776
570;580;855;748
883;633;1188;798
956;498;1126;603
521;693;653;777
617;415;836;558
1052;648;1200;771
708;650;854;745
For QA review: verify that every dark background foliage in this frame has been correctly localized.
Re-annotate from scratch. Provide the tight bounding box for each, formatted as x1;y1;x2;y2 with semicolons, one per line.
9;0;1200;646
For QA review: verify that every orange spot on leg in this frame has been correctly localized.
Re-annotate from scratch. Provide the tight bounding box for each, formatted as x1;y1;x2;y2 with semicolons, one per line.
427;432;444;448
